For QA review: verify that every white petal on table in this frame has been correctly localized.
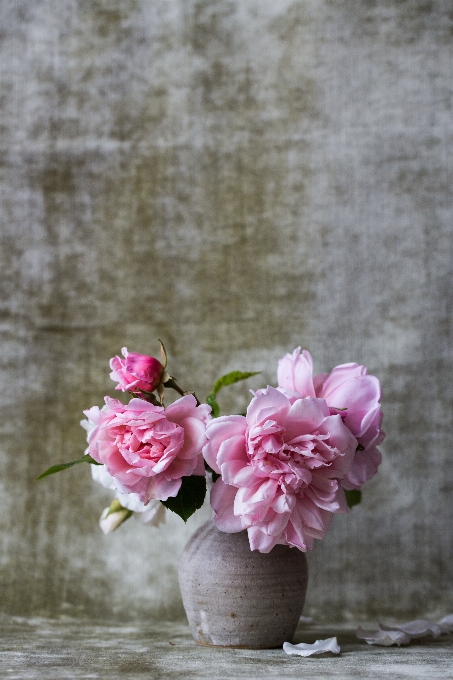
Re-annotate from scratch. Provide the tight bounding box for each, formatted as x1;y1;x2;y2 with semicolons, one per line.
283;637;340;656
357;615;453;646
357;627;411;647
379;619;441;640
438;615;453;634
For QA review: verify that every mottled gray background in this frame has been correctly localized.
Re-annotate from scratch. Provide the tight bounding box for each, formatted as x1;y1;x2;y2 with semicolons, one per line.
1;0;452;622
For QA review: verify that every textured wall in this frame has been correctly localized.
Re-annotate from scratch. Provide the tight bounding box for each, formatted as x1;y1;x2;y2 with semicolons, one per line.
1;0;452;621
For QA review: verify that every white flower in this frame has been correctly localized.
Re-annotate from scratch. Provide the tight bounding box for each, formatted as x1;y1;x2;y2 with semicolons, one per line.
91;463;117;491
133;499;166;526
91;464;166;528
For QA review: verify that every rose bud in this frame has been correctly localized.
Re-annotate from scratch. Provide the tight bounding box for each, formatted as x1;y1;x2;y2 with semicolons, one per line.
99;499;132;535
109;347;165;393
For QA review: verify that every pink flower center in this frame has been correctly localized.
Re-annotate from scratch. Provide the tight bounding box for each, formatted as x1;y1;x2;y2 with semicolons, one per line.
328;406;348;419
114;419;183;465
247;419;337;494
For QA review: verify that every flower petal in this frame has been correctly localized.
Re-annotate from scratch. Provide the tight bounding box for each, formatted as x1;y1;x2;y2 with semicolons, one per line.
277;347;316;397
211;479;243;533
283;637;340;656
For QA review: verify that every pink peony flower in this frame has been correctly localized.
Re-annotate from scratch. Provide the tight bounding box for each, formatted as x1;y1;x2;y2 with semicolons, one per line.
203;387;357;553
109;347;165;393
84;394;210;503
277;348;385;490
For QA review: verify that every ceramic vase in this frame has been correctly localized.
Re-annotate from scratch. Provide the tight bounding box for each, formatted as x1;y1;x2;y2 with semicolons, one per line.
178;520;308;649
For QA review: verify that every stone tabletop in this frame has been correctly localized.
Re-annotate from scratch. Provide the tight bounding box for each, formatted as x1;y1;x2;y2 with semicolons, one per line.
1;616;452;680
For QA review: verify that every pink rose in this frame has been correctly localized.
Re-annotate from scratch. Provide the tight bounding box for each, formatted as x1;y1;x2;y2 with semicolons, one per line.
277;348;385;490
84;395;210;503
203;387;357;553
109;347;165;393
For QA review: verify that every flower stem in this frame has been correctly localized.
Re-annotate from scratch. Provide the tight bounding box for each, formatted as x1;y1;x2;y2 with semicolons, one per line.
164;377;200;406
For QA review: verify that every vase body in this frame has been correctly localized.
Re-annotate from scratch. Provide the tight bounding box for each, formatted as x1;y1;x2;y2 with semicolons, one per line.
178;520;308;649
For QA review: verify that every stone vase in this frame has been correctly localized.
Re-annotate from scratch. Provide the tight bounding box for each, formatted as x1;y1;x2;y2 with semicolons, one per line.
178;520;308;649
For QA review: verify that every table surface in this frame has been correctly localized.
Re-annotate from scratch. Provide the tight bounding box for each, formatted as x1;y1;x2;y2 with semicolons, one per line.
1;615;452;680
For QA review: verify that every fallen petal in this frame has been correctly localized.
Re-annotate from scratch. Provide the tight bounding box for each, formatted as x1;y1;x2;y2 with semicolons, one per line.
357;615;453;647
379;619;441;640
438;615;453;634
283;637;340;656
356;627;411;646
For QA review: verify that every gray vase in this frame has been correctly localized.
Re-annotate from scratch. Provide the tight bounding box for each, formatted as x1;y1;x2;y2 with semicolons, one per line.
178;520;308;648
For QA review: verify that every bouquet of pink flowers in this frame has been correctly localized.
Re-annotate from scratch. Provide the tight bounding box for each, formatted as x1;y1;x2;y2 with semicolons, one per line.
39;343;384;553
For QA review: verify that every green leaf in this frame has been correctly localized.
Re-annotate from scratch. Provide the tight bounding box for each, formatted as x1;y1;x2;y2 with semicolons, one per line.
162;475;206;522
36;454;101;480
344;489;362;509
210;371;260;398
206;370;260;418
206;394;220;418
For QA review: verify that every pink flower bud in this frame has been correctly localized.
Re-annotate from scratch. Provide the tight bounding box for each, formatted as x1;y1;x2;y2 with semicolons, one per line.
109;347;165;393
